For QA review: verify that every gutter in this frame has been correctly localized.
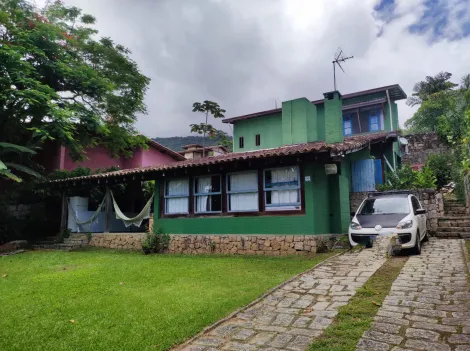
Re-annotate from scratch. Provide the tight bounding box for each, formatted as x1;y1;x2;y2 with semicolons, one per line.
386;89;396;171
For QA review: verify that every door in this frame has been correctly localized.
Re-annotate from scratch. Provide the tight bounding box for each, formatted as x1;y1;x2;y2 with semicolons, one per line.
374;159;383;185
411;196;425;238
352;159;376;192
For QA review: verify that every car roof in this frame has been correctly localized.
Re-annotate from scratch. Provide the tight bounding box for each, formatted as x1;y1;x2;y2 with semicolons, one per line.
367;194;410;199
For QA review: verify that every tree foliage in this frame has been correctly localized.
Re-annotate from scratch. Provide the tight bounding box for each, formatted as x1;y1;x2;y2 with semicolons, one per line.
379;165;437;191
406;71;458;107
0;0;150;180
191;100;232;153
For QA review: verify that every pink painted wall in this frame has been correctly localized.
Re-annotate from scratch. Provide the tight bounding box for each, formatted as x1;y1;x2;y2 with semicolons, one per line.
38;141;181;173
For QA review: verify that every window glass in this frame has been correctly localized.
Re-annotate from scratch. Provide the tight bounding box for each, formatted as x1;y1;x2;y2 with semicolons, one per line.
239;137;244;148
343;116;352;136
369;110;380;132
411;197;421;211
164;179;189;214
264;166;300;210
359;197;410;215
227;172;258;212
194;175;222;213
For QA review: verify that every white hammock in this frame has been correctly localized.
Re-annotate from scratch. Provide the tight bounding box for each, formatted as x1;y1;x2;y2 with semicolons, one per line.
67;196;106;226
110;191;154;228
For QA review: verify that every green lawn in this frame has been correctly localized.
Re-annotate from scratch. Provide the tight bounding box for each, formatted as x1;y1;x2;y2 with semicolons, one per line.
0;249;334;351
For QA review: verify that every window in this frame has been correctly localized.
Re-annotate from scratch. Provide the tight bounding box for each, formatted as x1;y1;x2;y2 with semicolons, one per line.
359;197;410;215
164;178;189;214
194;175;222;213
255;134;261;146
264;166;301;211
239;137;244;149
411;196;421;212
343;115;352;136
369;110;380;132
227;172;258;212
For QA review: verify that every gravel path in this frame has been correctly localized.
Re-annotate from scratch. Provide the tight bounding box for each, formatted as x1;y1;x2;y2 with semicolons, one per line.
356;238;470;351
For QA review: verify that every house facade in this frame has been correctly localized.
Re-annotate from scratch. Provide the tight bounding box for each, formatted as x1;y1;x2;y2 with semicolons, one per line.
179;144;229;159
51;84;406;241
37;139;184;173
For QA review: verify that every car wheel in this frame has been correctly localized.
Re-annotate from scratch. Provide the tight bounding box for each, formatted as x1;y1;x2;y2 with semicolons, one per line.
423;230;429;242
412;231;421;255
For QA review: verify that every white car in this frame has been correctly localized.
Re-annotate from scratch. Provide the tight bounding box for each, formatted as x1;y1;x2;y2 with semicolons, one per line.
349;191;428;254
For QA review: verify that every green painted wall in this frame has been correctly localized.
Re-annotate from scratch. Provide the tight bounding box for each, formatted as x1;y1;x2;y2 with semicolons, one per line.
233;113;282;152
282;98;318;145
316;105;326;141
324;92;343;144
311;165;330;234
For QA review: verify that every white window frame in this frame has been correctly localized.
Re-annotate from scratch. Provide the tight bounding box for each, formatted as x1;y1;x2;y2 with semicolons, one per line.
164;178;190;215
263;166;301;211
226;171;259;213
194;174;222;214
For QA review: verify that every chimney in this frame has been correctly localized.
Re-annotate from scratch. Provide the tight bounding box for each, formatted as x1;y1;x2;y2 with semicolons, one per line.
323;91;343;144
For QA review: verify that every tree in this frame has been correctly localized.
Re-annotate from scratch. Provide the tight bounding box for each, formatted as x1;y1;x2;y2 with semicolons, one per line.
0;0;150;169
406;72;458;107
191;100;227;156
0;142;41;182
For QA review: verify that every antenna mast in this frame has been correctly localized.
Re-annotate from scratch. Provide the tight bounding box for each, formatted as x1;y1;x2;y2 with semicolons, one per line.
332;48;353;91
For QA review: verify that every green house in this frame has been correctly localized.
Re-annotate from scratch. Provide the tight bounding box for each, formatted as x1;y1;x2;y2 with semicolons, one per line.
152;85;406;235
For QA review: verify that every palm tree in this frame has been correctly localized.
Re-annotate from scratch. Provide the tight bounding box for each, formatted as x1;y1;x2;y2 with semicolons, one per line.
0;142;41;182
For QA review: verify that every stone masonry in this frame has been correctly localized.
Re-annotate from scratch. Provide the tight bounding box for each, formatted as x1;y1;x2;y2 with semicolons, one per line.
401;132;449;167
356;239;470;351
350;190;444;234
88;233;345;256
173;237;391;351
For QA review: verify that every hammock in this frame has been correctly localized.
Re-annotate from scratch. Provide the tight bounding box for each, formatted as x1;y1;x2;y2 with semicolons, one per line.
110;191;154;228
67;196;106;227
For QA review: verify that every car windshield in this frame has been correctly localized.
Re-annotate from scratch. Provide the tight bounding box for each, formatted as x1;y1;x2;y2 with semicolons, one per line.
358;197;410;215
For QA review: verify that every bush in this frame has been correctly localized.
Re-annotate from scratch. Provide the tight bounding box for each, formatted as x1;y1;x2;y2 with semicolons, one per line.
378;165;437;191
426;153;453;188
141;226;170;254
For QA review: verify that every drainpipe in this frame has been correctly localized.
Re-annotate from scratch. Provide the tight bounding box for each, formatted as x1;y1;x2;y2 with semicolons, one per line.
386;89;396;171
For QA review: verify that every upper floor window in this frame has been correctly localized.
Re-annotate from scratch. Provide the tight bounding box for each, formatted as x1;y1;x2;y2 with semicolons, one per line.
343;116;352;136
255;134;261;146
194;175;222;213
164;178;189;214
239;137;244;149
264;166;301;211
227;171;258;212
369;109;380;132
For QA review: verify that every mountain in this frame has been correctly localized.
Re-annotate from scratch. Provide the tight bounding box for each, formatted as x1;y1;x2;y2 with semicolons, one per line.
152;136;223;151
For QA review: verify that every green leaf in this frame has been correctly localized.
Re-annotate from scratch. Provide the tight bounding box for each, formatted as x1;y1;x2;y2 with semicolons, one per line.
5;163;42;179
0;169;22;182
0;142;36;155
0;160;7;171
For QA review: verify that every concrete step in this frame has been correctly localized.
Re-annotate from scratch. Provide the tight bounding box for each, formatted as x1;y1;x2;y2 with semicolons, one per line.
445;210;467;216
437;227;470;232
435;232;470;239
438;217;470;227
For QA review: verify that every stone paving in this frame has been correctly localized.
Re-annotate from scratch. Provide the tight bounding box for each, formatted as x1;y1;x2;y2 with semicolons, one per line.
174;238;391;351
356;239;470;351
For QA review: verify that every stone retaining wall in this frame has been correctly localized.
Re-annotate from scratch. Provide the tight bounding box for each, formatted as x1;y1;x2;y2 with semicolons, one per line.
88;233;343;255
401;132;448;167
350;189;444;234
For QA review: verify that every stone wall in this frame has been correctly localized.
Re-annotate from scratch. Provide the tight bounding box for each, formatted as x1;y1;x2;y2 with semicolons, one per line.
350;189;444;234
88;233;345;255
401;132;448;167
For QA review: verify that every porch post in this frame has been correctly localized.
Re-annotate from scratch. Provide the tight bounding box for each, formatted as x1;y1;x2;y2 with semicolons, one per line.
60;190;67;233
104;187;112;233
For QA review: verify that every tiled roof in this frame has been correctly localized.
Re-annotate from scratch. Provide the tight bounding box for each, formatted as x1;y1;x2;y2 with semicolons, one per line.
222;84;406;124
49;132;396;185
147;139;186;161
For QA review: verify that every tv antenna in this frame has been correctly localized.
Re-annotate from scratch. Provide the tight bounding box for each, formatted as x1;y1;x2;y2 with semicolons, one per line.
332;48;353;91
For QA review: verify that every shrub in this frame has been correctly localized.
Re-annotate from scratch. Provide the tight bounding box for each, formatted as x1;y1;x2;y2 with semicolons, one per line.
426;153;453;189
141;226;170;254
378;165;436;191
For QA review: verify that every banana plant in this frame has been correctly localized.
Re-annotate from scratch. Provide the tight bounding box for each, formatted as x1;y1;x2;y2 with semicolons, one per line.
0;142;42;182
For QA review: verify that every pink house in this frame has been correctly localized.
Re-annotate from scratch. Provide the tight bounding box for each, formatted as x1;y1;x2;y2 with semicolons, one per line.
37;139;184;173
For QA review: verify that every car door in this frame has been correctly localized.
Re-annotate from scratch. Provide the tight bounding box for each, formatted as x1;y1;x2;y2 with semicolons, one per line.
411;196;425;238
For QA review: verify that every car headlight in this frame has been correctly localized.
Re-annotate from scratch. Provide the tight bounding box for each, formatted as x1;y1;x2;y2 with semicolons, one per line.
350;222;362;230
397;220;413;229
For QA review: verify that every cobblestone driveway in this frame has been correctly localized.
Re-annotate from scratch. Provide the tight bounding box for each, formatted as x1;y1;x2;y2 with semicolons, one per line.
174;238;391;351
357;239;470;351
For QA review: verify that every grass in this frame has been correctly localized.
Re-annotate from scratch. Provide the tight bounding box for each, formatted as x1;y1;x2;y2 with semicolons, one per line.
308;255;408;351
0;249;335;351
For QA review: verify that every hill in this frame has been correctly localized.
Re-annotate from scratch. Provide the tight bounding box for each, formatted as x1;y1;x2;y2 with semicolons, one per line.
152;136;223;151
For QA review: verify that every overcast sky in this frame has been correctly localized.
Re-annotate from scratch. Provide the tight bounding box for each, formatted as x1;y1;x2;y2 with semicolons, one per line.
36;0;470;138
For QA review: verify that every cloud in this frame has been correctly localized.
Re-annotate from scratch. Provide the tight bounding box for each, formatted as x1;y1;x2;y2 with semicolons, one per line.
38;0;470;138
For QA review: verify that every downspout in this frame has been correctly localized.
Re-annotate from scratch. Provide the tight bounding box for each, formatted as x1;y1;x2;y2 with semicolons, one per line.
386;89;396;171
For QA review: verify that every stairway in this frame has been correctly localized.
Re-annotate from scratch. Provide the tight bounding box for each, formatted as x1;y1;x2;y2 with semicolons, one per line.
33;233;89;251
436;199;470;239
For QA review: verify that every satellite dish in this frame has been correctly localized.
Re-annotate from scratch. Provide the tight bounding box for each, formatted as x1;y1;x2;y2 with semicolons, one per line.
399;137;408;145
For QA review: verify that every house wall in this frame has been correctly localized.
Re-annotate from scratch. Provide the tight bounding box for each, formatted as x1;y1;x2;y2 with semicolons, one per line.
233;113;283;152
62;146;124;171
140;147;178;167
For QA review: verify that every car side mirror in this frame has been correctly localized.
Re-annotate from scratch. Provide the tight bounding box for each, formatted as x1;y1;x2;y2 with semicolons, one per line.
351;211;356;217
415;209;426;215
